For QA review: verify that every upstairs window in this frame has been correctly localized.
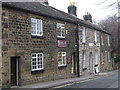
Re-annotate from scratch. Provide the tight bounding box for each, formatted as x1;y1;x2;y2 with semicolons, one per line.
31;18;43;36
31;53;44;71
108;35;110;46
82;27;86;43
57;23;65;38
58;52;66;67
101;35;104;45
94;31;97;43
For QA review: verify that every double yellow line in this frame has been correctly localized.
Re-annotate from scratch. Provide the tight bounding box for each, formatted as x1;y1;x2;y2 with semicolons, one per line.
46;73;114;89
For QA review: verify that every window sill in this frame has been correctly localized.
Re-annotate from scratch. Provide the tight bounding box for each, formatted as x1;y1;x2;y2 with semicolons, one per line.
94;64;98;67
31;69;45;74
82;68;87;71
57;38;66;40
58;65;67;69
31;35;44;39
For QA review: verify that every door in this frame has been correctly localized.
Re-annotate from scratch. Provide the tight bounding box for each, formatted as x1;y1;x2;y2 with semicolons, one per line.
11;57;19;86
71;52;77;75
89;53;93;74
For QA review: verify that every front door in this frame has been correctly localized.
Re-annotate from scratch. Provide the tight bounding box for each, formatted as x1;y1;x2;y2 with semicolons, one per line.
89;53;93;74
11;57;19;86
71;52;77;75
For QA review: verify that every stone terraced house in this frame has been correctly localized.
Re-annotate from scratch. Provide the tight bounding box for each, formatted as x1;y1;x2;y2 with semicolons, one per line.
100;31;113;72
0;1;113;88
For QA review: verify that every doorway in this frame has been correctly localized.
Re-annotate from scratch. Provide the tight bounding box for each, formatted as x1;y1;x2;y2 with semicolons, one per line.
71;52;77;75
89;52;93;74
10;56;20;86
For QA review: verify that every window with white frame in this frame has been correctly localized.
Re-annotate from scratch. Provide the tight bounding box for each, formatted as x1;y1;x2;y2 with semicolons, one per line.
95;52;98;65
94;31;97;43
101;52;104;64
31;18;43;36
31;53;43;71
57;23;65;38
82;52;86;68
108;35;110;46
82;27;86;43
101;35;104;45
58;52;66;66
108;51;110;62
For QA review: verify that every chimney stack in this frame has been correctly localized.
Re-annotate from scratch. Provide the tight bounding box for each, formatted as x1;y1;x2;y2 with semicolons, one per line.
68;2;77;16
83;12;92;23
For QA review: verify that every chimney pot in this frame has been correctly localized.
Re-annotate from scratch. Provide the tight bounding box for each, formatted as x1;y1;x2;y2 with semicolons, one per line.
68;2;77;16
83;12;92;23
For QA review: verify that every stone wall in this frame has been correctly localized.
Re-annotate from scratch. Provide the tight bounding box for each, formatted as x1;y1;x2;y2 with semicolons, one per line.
1;7;77;88
100;33;113;72
0;1;2;87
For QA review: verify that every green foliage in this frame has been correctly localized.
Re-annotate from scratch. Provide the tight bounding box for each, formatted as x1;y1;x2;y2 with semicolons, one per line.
114;55;120;63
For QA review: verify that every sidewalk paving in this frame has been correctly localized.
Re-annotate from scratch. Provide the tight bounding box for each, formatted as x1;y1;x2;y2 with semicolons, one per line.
10;70;117;89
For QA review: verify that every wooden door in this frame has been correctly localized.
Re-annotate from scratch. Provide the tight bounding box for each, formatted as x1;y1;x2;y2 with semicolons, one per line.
71;52;77;75
11;57;19;86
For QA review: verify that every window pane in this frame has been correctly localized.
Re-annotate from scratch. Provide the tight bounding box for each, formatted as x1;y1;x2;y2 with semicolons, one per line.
58;52;66;66
32;53;43;71
31;18;37;35
82;27;86;43
31;18;43;36
57;23;65;38
94;31;97;43
63;56;66;64
58;60;62;66
32;54;36;57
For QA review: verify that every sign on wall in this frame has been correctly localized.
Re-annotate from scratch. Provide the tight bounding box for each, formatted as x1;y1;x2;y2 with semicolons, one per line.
67;56;71;64
89;43;94;47
58;40;67;47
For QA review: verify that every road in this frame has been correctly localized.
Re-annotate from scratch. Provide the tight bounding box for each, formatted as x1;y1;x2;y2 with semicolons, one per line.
50;71;118;89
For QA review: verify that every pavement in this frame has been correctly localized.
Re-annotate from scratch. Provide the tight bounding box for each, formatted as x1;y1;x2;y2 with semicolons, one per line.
10;70;117;89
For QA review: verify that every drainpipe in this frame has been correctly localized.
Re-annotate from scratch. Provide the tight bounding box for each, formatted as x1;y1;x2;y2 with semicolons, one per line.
76;23;83;77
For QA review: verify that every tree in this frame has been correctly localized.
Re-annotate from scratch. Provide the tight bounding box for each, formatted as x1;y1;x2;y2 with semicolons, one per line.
97;0;119;9
98;15;119;57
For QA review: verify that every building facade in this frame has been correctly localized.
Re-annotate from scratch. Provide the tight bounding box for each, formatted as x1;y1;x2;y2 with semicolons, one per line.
0;2;113;88
78;26;101;76
0;2;80;88
100;32;113;72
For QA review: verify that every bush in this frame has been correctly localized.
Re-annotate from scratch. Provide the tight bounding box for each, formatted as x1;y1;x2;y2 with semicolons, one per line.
114;55;120;63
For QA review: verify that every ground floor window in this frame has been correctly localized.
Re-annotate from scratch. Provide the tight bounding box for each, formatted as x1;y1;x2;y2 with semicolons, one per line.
95;52;98;65
31;53;43;71
105;51;107;62
101;52;104;64
58;52;66;67
82;52;86;68
108;51;110;62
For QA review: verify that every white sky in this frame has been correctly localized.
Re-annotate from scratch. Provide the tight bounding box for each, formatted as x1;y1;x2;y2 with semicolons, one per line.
49;0;117;22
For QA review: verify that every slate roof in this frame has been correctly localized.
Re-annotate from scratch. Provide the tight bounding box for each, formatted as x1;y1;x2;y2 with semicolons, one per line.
2;2;110;34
